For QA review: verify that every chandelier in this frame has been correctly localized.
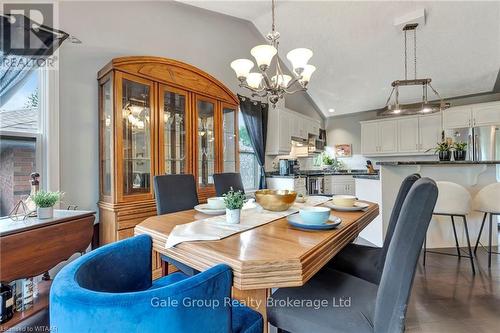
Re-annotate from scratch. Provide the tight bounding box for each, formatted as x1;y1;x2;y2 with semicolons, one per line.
379;23;449;116
230;0;315;107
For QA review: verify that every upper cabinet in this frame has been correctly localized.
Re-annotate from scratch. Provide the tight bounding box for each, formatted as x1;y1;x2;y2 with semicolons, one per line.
443;101;500;128
97;56;239;247
361;114;441;156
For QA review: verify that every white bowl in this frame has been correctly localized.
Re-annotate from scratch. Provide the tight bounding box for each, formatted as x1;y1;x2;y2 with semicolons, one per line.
331;195;356;207
299;206;331;225
207;197;225;210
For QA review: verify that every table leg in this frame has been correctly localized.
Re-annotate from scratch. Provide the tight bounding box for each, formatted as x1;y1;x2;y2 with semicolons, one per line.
232;287;271;333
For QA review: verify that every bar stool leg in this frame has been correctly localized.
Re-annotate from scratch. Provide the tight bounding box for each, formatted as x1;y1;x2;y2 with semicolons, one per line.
488;213;493;268
423;233;427;266
462;216;475;275
474;212;488;254
451;216;461;258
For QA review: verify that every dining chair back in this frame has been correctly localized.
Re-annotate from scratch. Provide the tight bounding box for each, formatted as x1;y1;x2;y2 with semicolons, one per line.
153;174;199;215
214;173;245;196
374;178;438;332
50;235;263;333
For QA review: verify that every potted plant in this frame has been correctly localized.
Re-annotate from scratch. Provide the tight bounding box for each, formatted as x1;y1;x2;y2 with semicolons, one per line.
30;191;63;219
322;152;344;171
223;188;246;224
429;141;452;161
452;142;467;161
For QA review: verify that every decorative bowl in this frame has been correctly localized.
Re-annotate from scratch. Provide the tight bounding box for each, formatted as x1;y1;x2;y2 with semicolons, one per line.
254;190;297;211
331;195;356;207
299;207;331;225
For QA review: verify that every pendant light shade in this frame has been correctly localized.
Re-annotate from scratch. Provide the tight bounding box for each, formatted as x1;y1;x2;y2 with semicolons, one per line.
230;59;254;80
250;45;277;69
246;73;263;89
286;48;313;73
272;74;292;88
299;64;316;84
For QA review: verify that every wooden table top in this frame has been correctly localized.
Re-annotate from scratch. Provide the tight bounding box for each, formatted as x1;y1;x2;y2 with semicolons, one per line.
0;210;95;237
135;202;379;290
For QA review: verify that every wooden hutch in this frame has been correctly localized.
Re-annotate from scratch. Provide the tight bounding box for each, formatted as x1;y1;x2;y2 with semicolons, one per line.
97;56;239;277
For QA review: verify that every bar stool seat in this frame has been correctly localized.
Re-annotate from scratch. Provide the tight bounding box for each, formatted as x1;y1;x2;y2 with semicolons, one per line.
473;183;500;267
424;181;475;274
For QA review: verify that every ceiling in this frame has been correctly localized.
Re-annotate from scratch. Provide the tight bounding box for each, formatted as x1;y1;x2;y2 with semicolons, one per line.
181;1;500;117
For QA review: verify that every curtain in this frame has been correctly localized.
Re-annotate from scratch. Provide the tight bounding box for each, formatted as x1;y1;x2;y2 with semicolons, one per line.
0;13;68;106
238;94;268;189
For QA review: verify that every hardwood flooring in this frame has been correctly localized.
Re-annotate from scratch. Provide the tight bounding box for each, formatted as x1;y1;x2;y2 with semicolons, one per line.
406;245;500;333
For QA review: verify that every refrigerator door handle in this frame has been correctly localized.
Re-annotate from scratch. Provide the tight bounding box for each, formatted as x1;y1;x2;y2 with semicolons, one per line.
474;134;480;161
468;134;473;161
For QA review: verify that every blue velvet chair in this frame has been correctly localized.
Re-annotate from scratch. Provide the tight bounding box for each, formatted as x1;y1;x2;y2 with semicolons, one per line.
50;235;262;333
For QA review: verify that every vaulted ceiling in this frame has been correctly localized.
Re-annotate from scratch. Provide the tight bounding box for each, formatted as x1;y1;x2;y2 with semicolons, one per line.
182;1;500;117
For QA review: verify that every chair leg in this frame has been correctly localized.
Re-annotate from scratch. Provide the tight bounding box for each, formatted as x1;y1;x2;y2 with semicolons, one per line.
462;216;475;275
474;212;488;254
451;216;461;258
488;213;493;268
161;260;169;276
423;232;427;266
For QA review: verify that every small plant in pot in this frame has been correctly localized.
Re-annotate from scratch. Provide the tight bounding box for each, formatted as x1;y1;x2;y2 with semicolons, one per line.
223;188;246;224
428;141;452;161
30;191;63;219
452;142;467;161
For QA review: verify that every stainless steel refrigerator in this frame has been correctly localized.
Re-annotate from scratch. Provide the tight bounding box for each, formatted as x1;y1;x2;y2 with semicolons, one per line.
446;125;500;161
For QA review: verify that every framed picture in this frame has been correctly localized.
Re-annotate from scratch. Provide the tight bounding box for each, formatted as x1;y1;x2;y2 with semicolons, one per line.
335;144;352;157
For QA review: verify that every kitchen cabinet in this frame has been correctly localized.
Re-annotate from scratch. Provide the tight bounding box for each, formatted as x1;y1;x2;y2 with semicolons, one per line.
472;101;500;126
361;120;397;155
266;108;292;155
419;114;442;152
324;175;355;195
266;176;307;196
443;106;472;129
397;117;419;153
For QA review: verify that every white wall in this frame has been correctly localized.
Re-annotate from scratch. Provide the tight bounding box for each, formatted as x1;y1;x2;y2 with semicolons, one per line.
58;1;320;211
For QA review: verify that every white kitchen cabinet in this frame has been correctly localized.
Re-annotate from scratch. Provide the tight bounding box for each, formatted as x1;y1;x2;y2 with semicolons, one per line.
419;114;442;152
443;106;472;129
361;120;397;155
266;108;292;155
472;101;500;126
397;117;419;153
324;175;355;195
266;176;307;196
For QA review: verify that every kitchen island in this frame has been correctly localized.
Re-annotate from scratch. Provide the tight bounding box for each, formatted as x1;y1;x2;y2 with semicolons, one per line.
377;161;500;248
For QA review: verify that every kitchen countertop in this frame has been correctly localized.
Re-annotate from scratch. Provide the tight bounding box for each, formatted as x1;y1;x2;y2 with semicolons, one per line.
353;174;380;180
377;161;500;166
266;170;379;178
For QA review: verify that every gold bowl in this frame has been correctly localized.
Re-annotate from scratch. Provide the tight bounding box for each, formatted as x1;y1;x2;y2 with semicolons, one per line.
254;190;297;211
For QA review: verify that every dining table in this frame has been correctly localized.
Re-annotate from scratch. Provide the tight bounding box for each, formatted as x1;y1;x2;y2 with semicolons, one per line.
134;200;379;333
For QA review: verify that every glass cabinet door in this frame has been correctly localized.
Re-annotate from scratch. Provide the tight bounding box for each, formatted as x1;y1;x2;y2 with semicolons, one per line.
100;77;113;198
160;86;188;175
196;97;216;188
222;105;238;172
119;74;154;197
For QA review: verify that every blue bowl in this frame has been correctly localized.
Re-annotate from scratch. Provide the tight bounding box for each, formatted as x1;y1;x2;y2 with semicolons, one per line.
299;207;331;225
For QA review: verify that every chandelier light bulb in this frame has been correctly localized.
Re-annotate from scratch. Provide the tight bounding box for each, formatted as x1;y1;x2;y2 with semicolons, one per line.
250;45;277;70
299;64;316;84
230;59;254;80
246;73;263;89
272;74;292;88
287;48;313;73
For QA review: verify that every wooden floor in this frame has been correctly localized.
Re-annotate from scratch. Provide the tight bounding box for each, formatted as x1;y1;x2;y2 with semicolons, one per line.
406;244;500;333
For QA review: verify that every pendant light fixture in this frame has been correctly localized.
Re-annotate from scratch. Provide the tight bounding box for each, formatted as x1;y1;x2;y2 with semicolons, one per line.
230;0;315;107
379;23;449;116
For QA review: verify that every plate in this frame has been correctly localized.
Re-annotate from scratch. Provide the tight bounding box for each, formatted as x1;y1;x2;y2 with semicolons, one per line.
324;201;369;211
194;204;225;215
287;214;341;230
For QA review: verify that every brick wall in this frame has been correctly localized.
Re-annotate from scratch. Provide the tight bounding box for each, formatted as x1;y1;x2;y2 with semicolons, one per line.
0;142;36;216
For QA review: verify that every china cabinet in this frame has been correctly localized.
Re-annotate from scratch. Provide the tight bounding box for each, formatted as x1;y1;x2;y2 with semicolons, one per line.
97;57;238;277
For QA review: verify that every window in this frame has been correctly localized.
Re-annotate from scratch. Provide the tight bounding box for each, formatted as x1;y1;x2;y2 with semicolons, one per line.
0;69;42;216
238;112;260;191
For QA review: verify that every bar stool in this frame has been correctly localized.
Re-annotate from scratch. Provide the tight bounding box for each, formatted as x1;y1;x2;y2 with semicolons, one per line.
423;181;475;274
473;183;500;267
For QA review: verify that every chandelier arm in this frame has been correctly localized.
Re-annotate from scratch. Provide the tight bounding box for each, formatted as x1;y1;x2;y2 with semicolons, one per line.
283;87;307;95
427;83;443;100
261;70;273;89
239;83;266;94
384;86;396;106
285;75;303;90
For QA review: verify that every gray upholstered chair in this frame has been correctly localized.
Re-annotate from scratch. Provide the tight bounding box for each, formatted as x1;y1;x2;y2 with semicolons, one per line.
327;173;420;284
267;178;438;333
153;174;199;276
213;172;245;196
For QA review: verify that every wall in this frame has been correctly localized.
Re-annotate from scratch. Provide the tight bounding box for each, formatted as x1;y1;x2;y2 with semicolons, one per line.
325;93;500;169
57;1;320;211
